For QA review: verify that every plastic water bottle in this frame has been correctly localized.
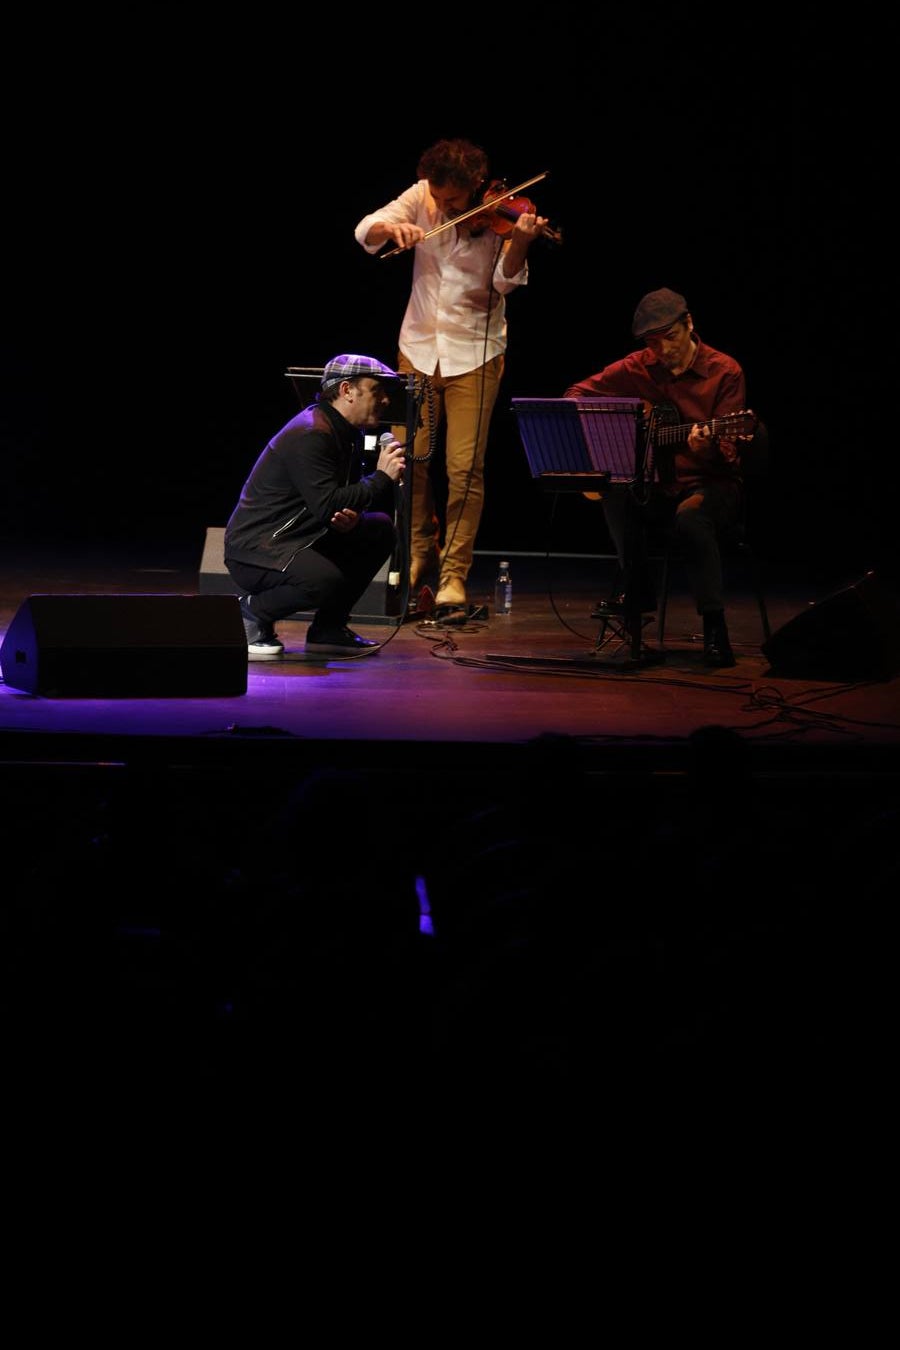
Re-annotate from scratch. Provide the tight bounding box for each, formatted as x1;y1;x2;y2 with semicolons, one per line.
494;560;512;617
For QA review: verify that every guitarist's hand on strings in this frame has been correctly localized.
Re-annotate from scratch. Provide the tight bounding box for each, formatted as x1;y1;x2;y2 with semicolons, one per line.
687;421;717;454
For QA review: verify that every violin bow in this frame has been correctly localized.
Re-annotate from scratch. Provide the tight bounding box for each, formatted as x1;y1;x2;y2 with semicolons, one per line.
379;172;549;260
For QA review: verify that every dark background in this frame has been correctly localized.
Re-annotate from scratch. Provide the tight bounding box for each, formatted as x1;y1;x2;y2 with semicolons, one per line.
1;14;884;588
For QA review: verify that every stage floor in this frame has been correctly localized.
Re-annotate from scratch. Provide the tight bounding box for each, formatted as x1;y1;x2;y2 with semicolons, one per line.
2;541;899;774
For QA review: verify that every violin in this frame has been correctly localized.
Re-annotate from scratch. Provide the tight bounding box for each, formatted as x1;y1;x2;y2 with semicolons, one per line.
379;171;563;258
463;179;563;245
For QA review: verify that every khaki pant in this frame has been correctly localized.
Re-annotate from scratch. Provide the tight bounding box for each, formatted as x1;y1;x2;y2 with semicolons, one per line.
393;352;504;594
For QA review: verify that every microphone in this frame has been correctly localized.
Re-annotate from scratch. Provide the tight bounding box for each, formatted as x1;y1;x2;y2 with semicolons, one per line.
379;431;406;485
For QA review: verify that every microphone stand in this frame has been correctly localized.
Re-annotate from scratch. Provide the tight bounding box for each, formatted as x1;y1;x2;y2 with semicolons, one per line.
386;372;423;621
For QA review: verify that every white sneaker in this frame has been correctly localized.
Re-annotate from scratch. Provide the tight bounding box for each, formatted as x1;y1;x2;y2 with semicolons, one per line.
247;635;284;661
240;596;284;660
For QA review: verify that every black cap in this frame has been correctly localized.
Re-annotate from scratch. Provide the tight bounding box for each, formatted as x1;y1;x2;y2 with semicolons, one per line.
632;288;689;339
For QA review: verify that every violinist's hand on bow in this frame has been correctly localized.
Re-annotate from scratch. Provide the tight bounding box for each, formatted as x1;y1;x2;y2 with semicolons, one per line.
383;221;425;253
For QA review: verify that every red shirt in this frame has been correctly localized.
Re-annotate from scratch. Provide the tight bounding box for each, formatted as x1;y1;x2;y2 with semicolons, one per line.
564;335;748;493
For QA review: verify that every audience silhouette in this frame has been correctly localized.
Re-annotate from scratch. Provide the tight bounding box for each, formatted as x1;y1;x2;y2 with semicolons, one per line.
1;729;894;1101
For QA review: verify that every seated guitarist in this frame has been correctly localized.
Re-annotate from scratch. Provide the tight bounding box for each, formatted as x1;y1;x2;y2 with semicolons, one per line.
564;287;756;667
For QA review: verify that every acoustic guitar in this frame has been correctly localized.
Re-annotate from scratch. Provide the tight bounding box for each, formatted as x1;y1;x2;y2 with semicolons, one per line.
583;403;758;498
650;402;758;446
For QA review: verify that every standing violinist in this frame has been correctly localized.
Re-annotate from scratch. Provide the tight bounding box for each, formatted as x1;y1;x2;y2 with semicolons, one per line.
354;137;548;622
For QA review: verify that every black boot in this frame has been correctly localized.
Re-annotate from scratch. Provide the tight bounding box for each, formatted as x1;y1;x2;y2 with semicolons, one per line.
703;610;736;667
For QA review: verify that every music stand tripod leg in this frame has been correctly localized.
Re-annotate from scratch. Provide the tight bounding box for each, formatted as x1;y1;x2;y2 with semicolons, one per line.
621;493;664;667
624;494;644;661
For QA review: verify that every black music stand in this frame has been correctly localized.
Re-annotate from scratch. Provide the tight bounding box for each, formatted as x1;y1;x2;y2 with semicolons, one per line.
505;396;663;668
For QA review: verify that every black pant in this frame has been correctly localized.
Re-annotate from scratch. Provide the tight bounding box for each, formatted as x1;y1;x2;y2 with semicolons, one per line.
226;513;395;628
602;481;742;615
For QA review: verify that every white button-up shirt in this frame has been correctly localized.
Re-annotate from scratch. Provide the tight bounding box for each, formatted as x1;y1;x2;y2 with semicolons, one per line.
354;179;529;379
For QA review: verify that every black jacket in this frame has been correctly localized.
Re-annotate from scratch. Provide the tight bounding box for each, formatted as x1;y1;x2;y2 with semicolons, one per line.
224;400;394;571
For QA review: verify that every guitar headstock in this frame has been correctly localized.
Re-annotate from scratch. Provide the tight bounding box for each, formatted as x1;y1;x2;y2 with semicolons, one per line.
722;409;758;439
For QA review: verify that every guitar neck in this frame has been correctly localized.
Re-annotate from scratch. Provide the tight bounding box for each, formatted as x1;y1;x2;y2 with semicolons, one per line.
652;413;754;445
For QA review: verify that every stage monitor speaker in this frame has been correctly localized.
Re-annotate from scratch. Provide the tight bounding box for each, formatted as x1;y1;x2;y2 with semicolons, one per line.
197;526;403;625
198;527;240;597
761;571;900;680
0;594;248;697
